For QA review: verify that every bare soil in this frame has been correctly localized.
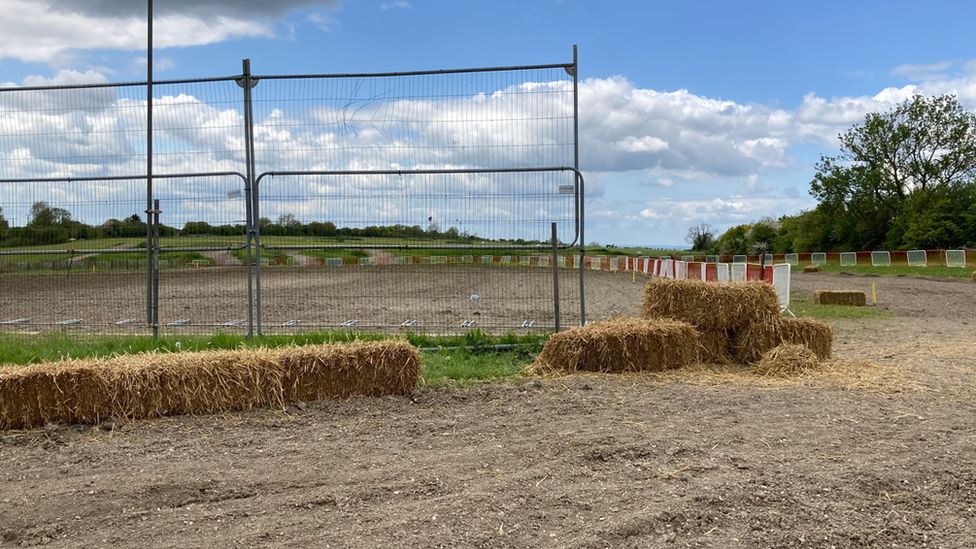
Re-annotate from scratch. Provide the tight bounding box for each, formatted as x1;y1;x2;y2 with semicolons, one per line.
2;272;976;548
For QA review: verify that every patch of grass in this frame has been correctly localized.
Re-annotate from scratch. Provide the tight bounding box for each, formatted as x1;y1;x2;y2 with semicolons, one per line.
422;348;533;386
816;264;972;279
0;331;546;385
789;293;891;321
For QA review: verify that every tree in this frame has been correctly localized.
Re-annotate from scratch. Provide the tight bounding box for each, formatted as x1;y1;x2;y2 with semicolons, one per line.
811;94;976;250
685;223;714;251
277;213;301;228
28;201;72;227
0;206;8;241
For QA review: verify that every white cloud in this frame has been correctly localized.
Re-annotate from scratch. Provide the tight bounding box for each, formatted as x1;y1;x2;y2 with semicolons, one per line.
891;61;954;81
380;0;412;10
0;0;337;63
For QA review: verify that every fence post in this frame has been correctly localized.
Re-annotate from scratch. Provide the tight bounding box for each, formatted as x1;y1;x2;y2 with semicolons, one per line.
145;0;154;334
551;222;560;332
572;45;585;327
238;59;259;337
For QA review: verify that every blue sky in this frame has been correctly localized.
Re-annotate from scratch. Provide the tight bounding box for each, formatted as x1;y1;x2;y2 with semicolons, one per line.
1;0;975;246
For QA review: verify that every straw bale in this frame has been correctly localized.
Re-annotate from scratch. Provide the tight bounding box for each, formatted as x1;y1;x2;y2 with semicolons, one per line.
0;340;420;430
734;317;832;364
641;278;779;332
532;317;699;374
814;290;866;306
802;265;820;273
697;328;734;364
971;271;976;282
754;344;820;377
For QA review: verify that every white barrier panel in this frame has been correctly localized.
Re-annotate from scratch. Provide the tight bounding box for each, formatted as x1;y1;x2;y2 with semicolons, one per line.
772;264;791;311
590;257;602;270
394;256;411;265
643;258;650;274
326;258;343;267
662;259;674;279
519;256;531;266
501;255;512;264
732;254;747;264
675;260;688;280
731;263;746;281
654;259;661;276
763;253;773;264
660;255;671;260
840;252;857;266
557;256;567;268
705;255;719;263
431;255;448;265
359;257;374;266
609;257;619;271
461;255;474;264
716;263;730;282
907;250;927;267
811;252;827;266
538;256;550;267
871;251;891;267
481;255;493;264
701;262;707;280
784;253;799;266
574;255;581;269
946;249;967;268
681;255;695;262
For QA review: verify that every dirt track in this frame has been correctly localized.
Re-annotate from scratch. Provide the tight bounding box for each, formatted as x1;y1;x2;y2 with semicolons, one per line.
2;272;976;548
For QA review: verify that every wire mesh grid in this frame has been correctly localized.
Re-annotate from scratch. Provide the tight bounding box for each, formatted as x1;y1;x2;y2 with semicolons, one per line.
254;171;579;332
250;66;580;333
0;59;582;335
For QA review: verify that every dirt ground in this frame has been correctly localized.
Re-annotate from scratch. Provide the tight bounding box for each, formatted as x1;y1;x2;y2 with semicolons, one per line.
0;265;605;332
2;272;976;548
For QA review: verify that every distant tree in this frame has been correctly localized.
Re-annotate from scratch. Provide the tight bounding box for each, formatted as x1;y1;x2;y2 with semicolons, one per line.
0;206;7;242
277;213;301;228
28;201;72;227
811;94;976;250
685;223;714;251
714;225;750;255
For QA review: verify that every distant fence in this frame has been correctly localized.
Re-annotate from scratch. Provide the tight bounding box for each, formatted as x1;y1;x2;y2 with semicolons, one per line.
655;249;974;269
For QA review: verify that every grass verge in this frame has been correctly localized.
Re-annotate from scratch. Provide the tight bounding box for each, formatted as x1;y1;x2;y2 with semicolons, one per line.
814;264;972;278
0;331;544;386
789;293;892;321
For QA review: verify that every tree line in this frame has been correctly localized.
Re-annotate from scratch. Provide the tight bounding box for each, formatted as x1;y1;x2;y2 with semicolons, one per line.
0;204;484;247
688;95;976;254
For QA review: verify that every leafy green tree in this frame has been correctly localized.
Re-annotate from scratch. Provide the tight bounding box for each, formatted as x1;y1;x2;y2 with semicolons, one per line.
811;94;976;250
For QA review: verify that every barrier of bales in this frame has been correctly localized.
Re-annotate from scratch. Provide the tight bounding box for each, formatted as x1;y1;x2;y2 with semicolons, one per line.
803;265;820;273
972;271;976;282
0;340;421;430
641;278;779;332
754;344;820;377
734;317;832;364
814;290;866;306
531;317;699;374
697;328;734;364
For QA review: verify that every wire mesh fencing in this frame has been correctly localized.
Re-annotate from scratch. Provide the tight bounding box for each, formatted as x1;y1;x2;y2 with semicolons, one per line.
0;52;584;335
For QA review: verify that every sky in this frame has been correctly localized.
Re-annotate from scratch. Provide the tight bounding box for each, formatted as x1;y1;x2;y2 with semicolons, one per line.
1;0;976;247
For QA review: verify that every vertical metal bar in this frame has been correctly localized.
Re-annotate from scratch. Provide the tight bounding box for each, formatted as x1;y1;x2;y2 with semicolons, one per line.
240;59;255;337
152;198;160;339
572;45;585;326
145;0;154;331
551;222;560;332
243;65;262;336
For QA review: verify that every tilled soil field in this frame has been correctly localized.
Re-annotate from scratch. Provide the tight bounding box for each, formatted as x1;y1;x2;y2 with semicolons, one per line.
2;272;976;548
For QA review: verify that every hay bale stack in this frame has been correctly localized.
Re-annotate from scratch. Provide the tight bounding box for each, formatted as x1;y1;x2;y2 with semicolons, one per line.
641;278;780;332
0;340;421;430
814;290;866;306
734;317;832;364
533;317;699;374
803;265;820;273
697;328;735;364
754;344;821;377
